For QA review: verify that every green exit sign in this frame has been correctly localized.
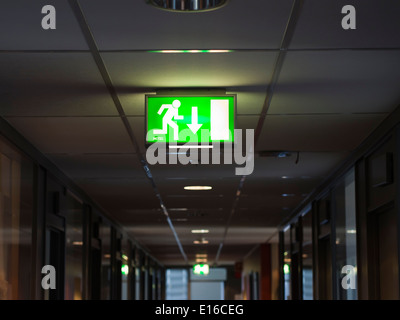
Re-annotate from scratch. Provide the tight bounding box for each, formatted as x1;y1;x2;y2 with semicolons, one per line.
193;264;209;275
145;95;236;144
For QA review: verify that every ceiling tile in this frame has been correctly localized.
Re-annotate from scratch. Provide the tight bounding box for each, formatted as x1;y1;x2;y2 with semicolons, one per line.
290;0;400;49
101;51;277;88
0;0;88;50
236;115;259;130
229;90;266;115
47;153;144;179
0;53;117;116
126;116;146;153
4;117;134;153
78;178;161;212
256;114;388;152
269;51;400;114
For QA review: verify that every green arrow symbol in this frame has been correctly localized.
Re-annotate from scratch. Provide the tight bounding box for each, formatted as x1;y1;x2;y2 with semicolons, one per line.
187;106;203;134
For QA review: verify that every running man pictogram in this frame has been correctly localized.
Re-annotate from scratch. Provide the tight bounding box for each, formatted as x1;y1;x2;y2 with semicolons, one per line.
153;99;184;140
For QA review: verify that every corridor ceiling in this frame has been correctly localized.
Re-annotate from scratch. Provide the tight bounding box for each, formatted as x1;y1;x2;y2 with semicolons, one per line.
1;0;400;266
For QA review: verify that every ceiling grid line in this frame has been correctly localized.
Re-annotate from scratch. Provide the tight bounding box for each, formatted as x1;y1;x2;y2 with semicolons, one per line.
214;0;304;265
68;0;188;264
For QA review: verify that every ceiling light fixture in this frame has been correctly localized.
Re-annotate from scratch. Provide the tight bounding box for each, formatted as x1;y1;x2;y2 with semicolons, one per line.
196;258;208;263
147;0;228;12
148;49;233;53
191;229;209;234
282;193;295;197
194;239;209;244
184;186;212;191
196;254;208;258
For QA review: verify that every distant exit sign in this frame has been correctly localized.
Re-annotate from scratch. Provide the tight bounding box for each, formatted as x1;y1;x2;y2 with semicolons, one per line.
145;95;236;144
193;264;209;275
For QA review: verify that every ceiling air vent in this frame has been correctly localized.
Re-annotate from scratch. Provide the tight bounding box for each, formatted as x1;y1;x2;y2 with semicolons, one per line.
147;0;228;12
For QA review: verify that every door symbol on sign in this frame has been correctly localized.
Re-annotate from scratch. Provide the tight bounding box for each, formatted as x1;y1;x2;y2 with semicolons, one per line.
153;99;184;140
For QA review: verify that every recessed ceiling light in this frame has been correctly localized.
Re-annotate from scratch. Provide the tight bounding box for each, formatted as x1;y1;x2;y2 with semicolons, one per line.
196;258;208;263
346;229;356;234
169;208;188;211
281;176;292;179
196;254;208;258
194;239;209;244
148;0;228;12
72;241;83;246
282;193;295;197
191;229;209;234
184;186;212;191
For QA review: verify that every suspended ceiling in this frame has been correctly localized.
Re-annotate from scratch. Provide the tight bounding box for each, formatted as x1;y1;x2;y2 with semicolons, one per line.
1;0;400;265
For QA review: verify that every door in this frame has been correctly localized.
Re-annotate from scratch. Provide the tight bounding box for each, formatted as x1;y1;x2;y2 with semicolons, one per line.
89;219;102;299
318;236;332;300
45;211;65;300
190;281;224;300
368;205;399;299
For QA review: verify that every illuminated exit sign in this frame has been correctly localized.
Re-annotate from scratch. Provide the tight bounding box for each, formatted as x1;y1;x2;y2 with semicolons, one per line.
145;95;236;144
193;264;209;275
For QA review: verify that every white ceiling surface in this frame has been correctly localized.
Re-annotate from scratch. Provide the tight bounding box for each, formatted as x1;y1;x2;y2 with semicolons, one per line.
1;1;400;266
